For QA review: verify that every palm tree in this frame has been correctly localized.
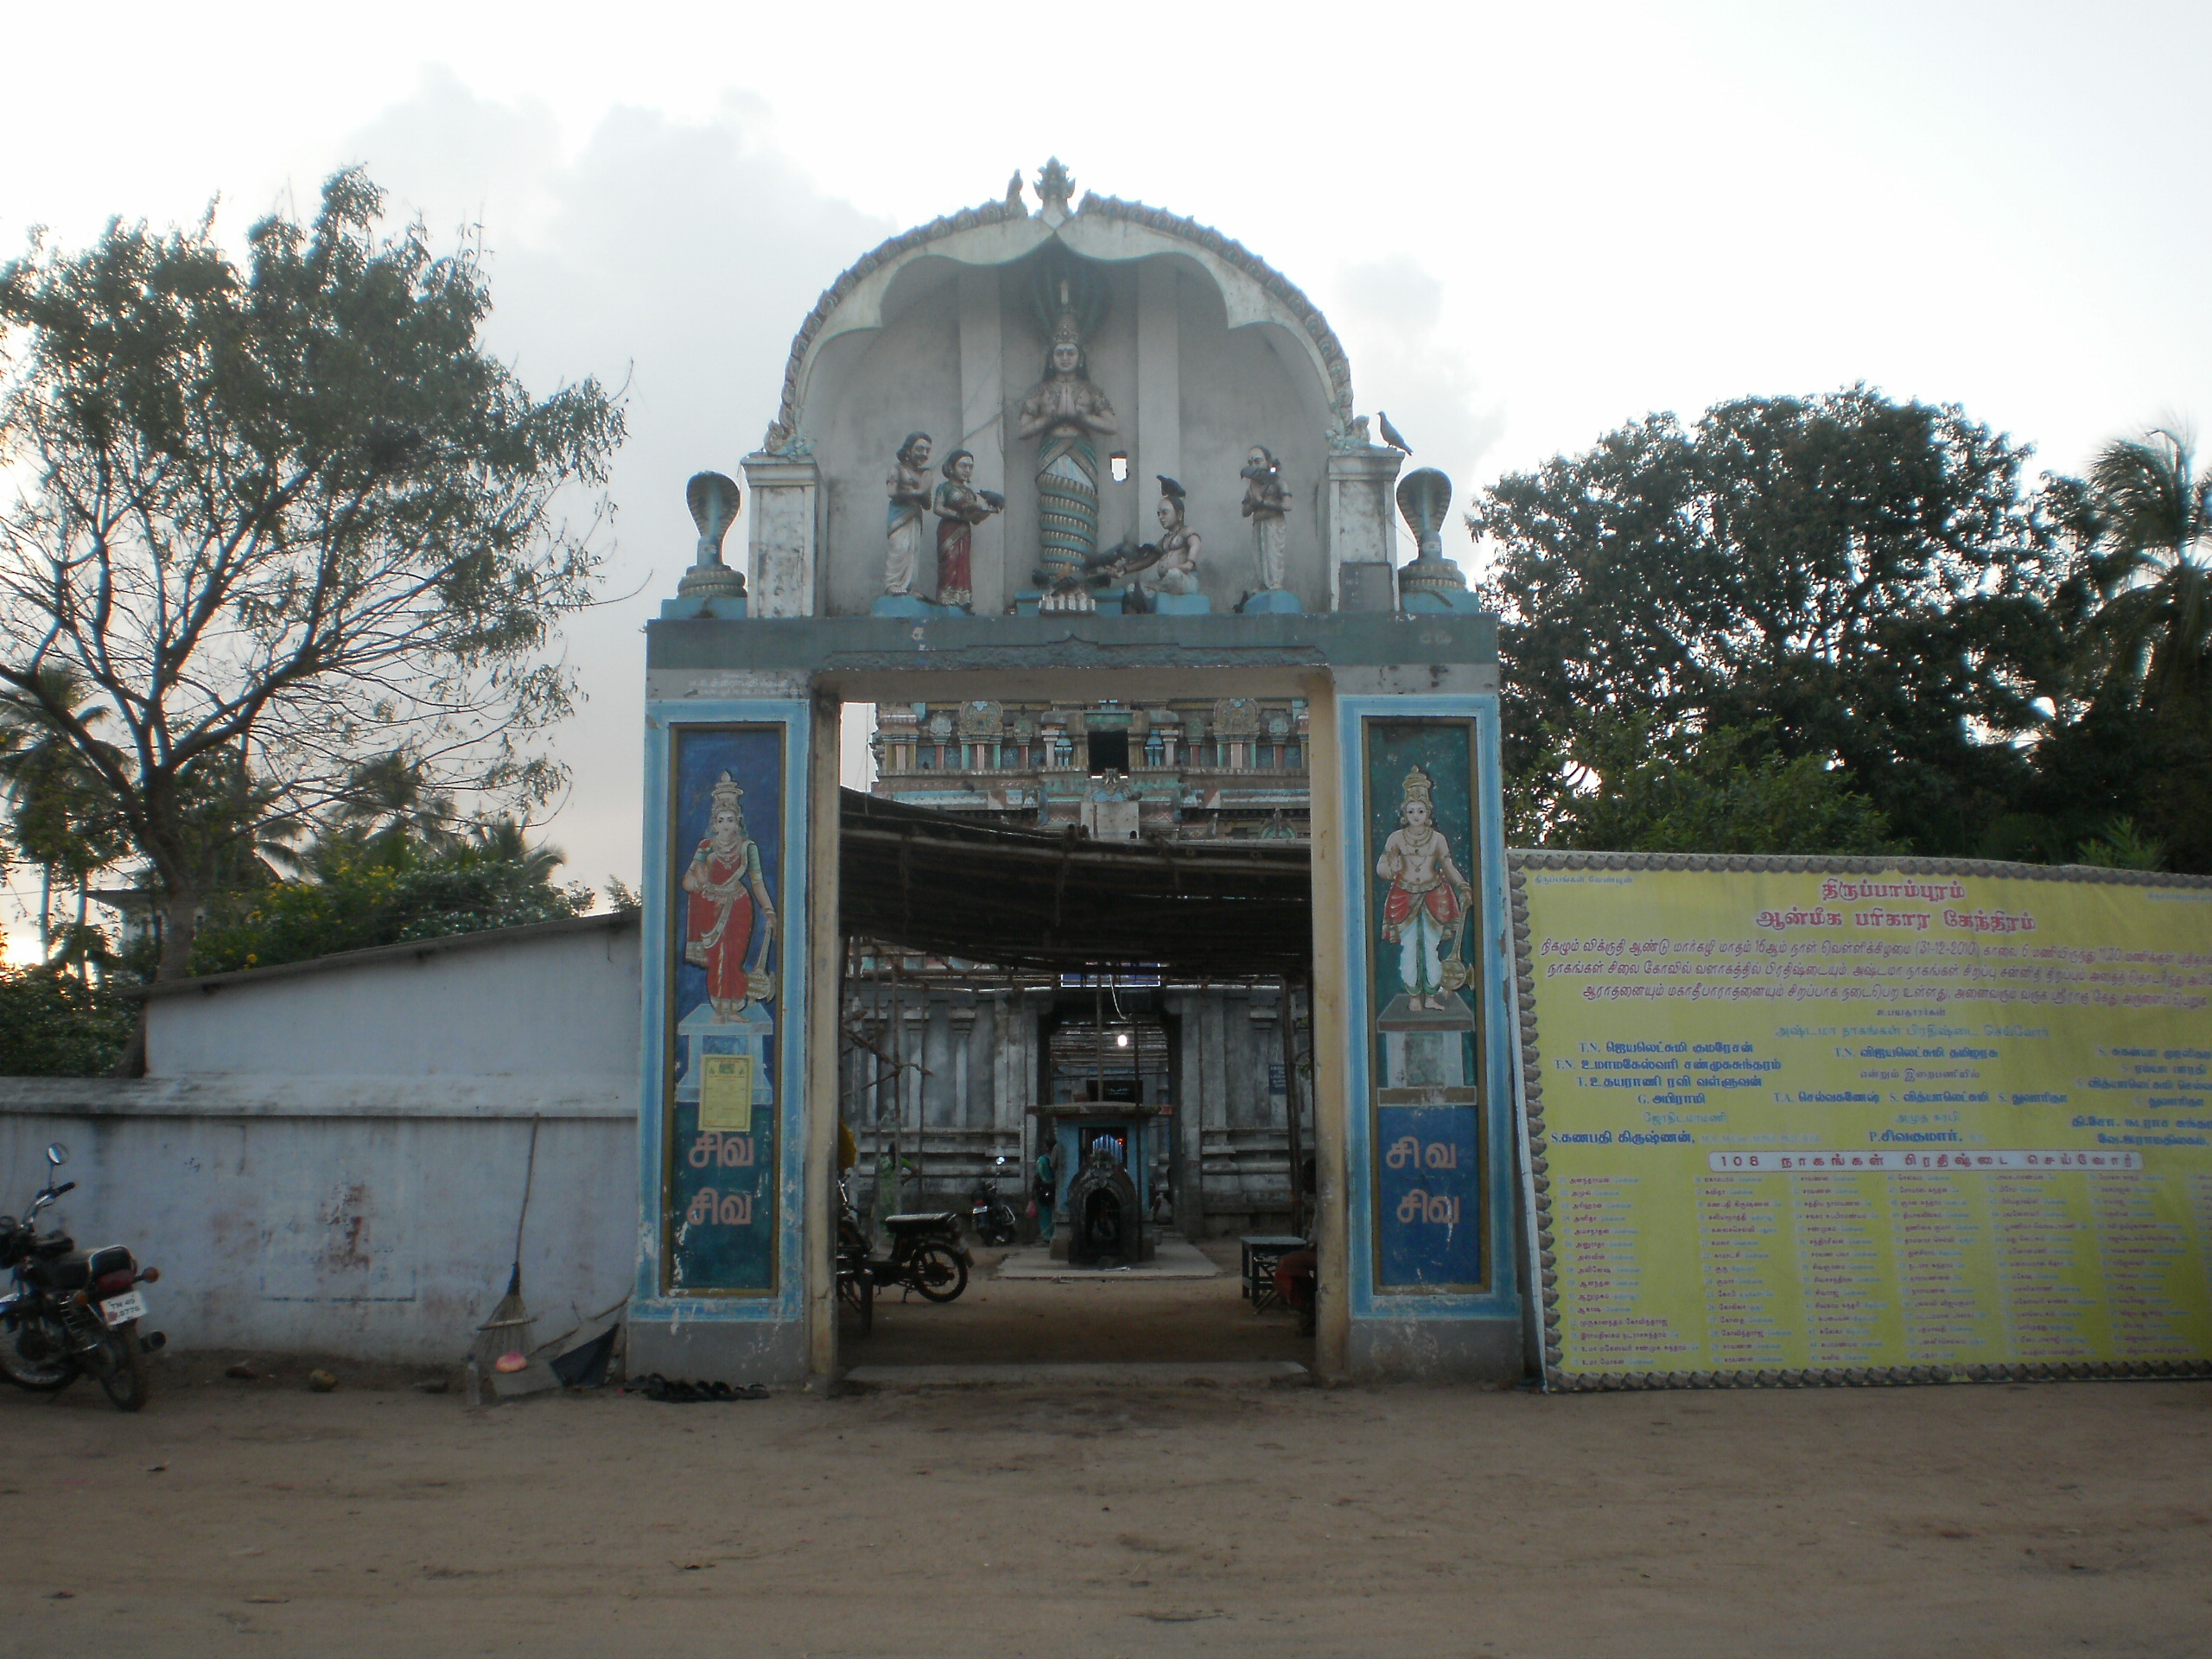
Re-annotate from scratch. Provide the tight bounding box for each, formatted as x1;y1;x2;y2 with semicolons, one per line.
465;816;567;884
0;668;127;963
170;752;308;892
334;749;460;858
2085;428;2212;718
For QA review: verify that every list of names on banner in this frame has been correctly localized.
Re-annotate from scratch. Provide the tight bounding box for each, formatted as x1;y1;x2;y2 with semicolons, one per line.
1522;863;2212;1381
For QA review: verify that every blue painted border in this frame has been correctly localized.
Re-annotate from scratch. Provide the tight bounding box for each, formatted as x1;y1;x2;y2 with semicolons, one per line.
1335;694;1520;1325
632;699;813;1325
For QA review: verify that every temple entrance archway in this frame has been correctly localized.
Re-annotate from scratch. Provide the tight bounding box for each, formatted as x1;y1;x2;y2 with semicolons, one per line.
627;165;1522;1389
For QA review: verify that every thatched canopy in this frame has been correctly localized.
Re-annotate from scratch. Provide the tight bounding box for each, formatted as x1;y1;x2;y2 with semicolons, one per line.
838;790;1312;976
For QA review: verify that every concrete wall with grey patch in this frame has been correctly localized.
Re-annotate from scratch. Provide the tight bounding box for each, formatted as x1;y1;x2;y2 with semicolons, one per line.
0;914;643;1363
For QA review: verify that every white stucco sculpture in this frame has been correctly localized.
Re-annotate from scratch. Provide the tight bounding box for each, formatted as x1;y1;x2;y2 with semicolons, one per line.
1112;475;1202;611
1015;283;1116;592
883;431;933;596
742;163;1405;616
1241;445;1292;592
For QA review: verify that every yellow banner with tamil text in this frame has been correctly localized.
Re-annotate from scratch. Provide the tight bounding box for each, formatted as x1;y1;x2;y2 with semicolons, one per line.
1516;861;2212;1384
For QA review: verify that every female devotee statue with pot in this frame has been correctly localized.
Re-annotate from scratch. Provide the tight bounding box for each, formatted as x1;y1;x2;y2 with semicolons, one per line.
931;448;1003;611
1015;289;1116;588
683;772;778;1021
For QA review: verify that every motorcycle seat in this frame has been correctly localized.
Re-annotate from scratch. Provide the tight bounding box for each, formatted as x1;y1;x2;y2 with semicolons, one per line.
27;1251;89;1291
882;1212;959;1236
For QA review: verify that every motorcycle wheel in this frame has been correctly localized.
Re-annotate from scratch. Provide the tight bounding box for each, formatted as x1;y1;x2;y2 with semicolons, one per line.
0;1312;74;1392
95;1319;149;1413
838;1259;874;1335
910;1243;969;1304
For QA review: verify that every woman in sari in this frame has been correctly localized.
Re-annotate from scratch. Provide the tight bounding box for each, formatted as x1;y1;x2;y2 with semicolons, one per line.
931;448;1003;611
682;772;778;1020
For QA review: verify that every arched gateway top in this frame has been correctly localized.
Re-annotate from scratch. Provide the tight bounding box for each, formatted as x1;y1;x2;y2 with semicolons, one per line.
761;174;1357;454
732;161;1429;622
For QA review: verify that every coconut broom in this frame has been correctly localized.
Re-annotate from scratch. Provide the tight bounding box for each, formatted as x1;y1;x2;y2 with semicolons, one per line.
474;1116;542;1379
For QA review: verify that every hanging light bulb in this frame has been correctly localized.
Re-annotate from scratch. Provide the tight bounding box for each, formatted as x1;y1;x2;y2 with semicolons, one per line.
1116;1032;1130;1048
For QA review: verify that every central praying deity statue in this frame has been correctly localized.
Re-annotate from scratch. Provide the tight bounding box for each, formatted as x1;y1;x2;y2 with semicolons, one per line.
1015;283;1117;588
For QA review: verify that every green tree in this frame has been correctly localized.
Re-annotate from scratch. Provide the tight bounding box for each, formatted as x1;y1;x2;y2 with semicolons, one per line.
2005;429;2212;870
188;833;589;976
2072;817;2167;871
1474;388;2061;855
1524;715;1899;856
2083;429;2212;715
0;168;623;1004
0;963;138;1077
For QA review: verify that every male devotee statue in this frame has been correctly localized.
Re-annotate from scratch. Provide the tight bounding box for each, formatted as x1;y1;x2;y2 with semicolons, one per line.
931;448;1003;612
1375;766;1473;1012
683;772;778;1021
1240;445;1292;592
1109;475;1202;611
1015;286;1116;588
883;432;933;597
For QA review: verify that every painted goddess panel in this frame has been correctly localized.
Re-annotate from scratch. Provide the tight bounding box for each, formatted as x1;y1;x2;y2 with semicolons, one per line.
664;727;785;1294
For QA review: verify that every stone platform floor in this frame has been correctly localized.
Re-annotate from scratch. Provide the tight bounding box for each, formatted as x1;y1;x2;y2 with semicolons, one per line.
991;1237;1223;1279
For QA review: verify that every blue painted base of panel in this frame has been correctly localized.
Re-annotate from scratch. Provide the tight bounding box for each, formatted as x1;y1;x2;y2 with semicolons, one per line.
627;1312;811;1386
1236;588;1305;614
1348;1315;1523;1382
871;594;964;618
1151;592;1214;614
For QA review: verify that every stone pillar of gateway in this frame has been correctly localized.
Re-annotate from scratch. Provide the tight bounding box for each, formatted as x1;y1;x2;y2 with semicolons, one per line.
630;161;1525;1385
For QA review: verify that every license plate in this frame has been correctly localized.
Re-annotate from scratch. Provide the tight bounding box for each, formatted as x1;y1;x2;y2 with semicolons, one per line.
99;1289;146;1326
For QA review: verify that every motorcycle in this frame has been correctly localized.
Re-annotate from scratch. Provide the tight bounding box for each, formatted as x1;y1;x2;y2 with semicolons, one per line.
969;1156;1020;1248
836;1180;969;1320
836;1179;874;1334
0;1141;164;1412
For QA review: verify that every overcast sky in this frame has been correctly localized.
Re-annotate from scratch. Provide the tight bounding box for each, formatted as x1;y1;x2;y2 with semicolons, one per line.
5;1;2209;950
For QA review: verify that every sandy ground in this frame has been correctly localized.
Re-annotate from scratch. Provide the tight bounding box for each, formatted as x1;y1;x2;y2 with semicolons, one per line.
3;1266;2209;1658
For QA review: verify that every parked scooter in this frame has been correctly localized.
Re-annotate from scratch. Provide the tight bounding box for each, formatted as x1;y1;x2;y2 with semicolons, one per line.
871;1211;969;1303
0;1142;164;1412
969;1156;1020;1247
836;1179;969;1310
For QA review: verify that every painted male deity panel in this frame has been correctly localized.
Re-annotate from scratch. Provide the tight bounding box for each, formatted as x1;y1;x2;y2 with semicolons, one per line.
664;727;785;1294
1364;720;1487;1293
